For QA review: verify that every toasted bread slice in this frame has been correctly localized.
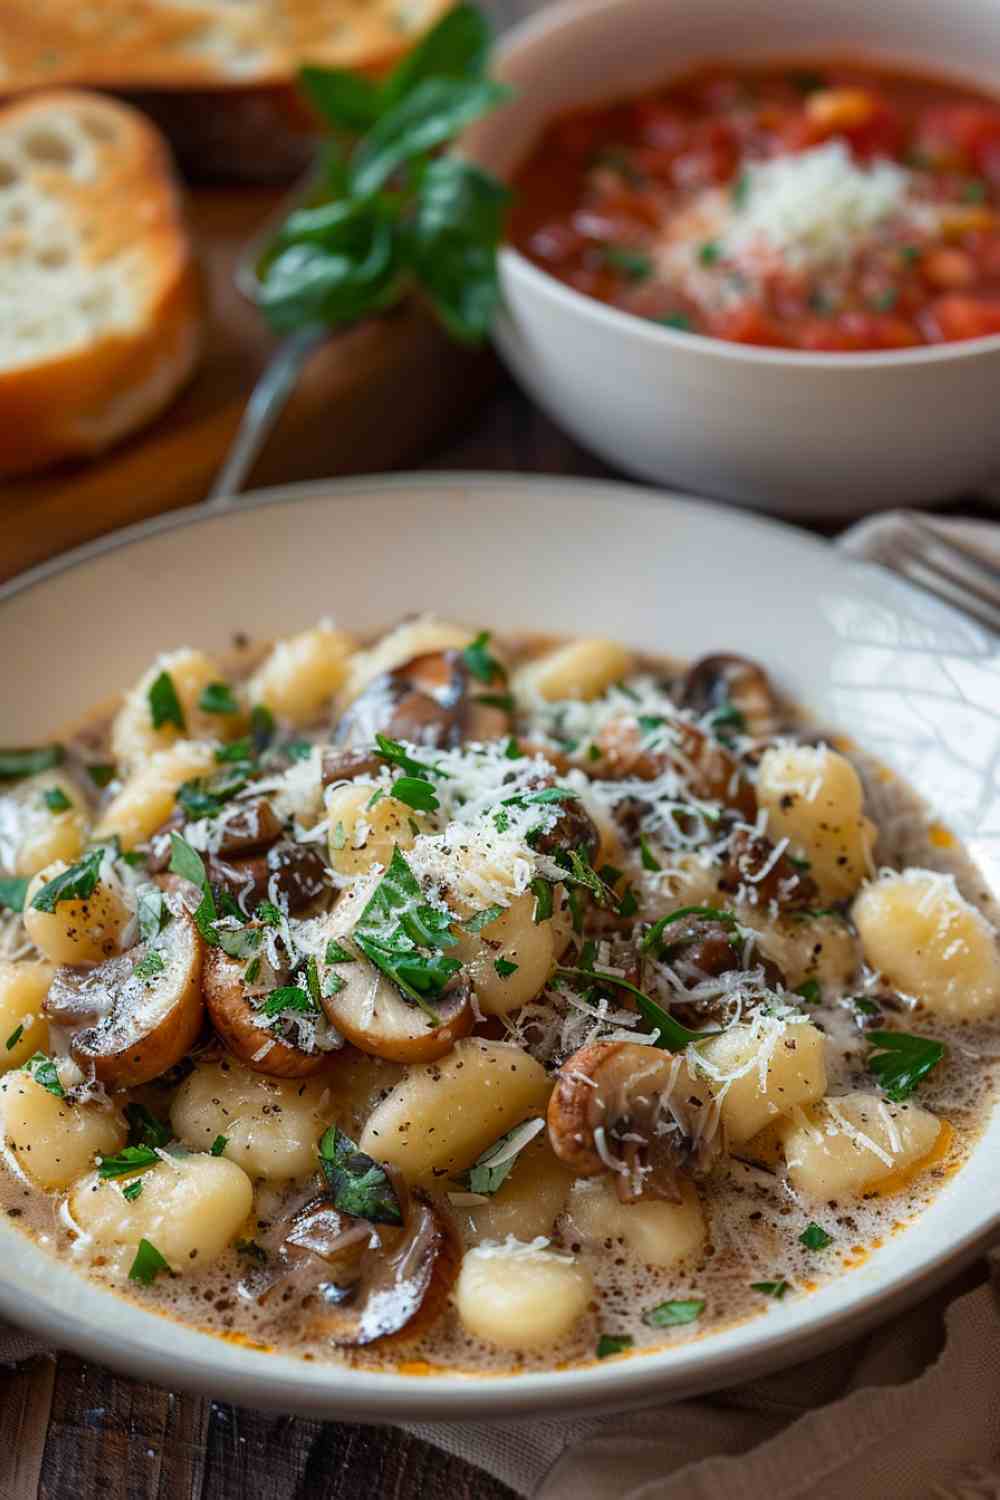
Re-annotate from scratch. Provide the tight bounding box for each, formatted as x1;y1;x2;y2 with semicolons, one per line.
0;0;455;94
0;90;201;476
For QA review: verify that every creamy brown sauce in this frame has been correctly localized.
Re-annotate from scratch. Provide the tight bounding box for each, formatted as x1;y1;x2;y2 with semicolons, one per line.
0;628;997;1376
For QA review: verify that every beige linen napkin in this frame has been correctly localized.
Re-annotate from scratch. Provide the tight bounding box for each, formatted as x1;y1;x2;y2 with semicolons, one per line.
1;515;998;1500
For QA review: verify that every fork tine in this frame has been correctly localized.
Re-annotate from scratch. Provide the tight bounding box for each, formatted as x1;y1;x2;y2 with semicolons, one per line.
902;512;1000;586
890;516;1000;632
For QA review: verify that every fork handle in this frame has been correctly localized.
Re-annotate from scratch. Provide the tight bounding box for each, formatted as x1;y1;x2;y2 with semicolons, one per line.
206;324;327;506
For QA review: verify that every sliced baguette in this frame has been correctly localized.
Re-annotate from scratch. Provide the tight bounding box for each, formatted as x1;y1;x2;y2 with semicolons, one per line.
0;0;456;94
0;90;201;476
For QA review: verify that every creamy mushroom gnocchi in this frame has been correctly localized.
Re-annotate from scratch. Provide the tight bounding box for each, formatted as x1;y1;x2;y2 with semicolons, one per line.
0;621;997;1373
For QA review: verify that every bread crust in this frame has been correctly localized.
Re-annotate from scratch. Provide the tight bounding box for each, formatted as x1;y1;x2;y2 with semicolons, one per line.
0;90;202;476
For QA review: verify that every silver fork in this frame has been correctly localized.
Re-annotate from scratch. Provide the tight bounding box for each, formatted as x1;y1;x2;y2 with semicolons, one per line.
841;509;1000;633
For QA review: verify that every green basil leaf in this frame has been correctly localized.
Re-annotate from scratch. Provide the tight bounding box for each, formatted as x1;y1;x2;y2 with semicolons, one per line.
86;763;116;788
250;704;276;752
0;745;64;780
318;1125;402;1225
463;1118;543;1195
793;978;821;1006
530;876;554;923
168;832;208;891
260;984;315;1018
148;671;185;732
129;1238;170;1284
325;941;355;964
122;1180;144;1203
639;834;661;872
350;77;510;196
380;3;491;111
258;216;402;334
642;906;739;953
299;64;383;132
215;925;262;960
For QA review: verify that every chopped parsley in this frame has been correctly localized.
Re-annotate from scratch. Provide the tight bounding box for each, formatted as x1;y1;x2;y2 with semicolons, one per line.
503;736;523;760
462;630;507;684
0;877;29;913
136;885;167;945
644;1298;705;1327
530;876;554;924
30;848;103;913
494;957;518;979
601;244;652;281
250;704;276;751
26;1053;63;1097
256;900;284;927
42;786;71;813
501;786;580;808
596;1334;633;1359
210;1135;229;1157
133;950;166;982
799;1223;833;1251
318;1125;402;1225
555;968;717;1052
244;956;261;985
5;1024;23;1052
352;845;460;1020
129;1238;170;1285
122;1180;144;1203
97;1146;160;1180
463;903;504;934
261;984;316;1018
198;681;240;716
793;978;821;1006
148;671;185;732
390;775;439;812
125;1103;171;1150
325;941;355;965
751;1279;789;1299
86;763;116;788
642;906;738;954
0;745;64;780
476;692;515;712
374;733;449;780
698;240;721;265
639;834;661;872
867;1030;946;1102
463;1118;542;1195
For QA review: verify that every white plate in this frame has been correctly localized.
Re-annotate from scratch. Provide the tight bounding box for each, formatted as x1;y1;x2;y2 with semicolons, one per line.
2;473;998;1421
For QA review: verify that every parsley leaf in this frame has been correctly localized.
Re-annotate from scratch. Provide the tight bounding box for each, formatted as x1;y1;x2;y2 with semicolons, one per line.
352;846;459;1020
463;903;504;934
799;1223;833;1251
0;877;29;913
751;1280;790;1299
86;763;116;788
30;848;103;913
463;1118;543;1195
530;876;554;923
26;1052;63;1097
596;1334;633;1359
5;1024;23;1051
97;1146;160;1180
168;831;208;890
134;950;166;982
325;941;355;965
494;957;518;978
318;1126;402;1225
0;745;64;780
639;834;661;872
122;1180;144;1203
390;775;439;812
555;968;719;1052
644;1298;705;1327
129;1238;170;1284
125;1103;170;1150
642;906;739;953
210;1135;229;1157
374;733;450;780
261;984;315;1018
42;786;71;813
462;630;507;684
198;682;239;716
867;1030;946;1102
136;885;167;945
793;978;821;1006
148;671;185;732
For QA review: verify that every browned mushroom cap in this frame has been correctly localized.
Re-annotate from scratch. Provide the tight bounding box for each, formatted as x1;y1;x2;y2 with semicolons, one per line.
204;839;328;919
650;913;786;1026
45;900;204;1088
245;1184;461;1349
212;797;284;856
594;717;757;821
717;828;818;912
306;1184;461;1347
678;654;779;739
335;650;509;750
316;923;473;1064
547;1040;718;1203
203;943;330;1078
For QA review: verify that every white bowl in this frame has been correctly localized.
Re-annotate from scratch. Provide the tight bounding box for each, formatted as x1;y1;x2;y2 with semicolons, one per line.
1;473;998;1418
463;0;1000;518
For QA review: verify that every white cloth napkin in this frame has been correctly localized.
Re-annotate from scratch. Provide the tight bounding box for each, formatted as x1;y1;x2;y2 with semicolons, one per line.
2;514;998;1500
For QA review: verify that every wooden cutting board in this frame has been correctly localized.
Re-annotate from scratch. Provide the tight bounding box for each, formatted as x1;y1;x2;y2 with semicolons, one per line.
0;185;497;584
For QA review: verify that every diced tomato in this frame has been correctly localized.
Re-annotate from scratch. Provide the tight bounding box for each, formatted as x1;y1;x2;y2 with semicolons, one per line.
924;293;1000;341
548;110;610;160
781;96;902;161
707;305;790;347
916;105;1000;178
632;101;690;152
670;120;740;187
794;312;920;351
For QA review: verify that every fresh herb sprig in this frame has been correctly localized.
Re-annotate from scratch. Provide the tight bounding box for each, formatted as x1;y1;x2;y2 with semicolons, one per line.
256;4;511;344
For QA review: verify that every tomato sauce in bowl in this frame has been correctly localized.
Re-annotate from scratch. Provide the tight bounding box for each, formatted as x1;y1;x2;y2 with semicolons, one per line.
508;63;1000;350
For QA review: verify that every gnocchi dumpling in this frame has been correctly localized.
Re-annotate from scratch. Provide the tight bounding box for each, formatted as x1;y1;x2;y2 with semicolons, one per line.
852;869;1000;1020
465;1138;573;1244
0;960;52;1070
359;1038;551;1183
451;892;555;1016
513;638;633;703
171;1059;334;1180
23;860;130;965
1;1071;127;1189
2;771;89;877
111;649;237;766
70;1154;253;1270
247;625;355;726
696;1020;827;1146
565;1175;707;1267
94;740;217;850
326;783;430;877
756;745;876;900
341;616;474;705
780;1090;942;1199
455;1240;593;1348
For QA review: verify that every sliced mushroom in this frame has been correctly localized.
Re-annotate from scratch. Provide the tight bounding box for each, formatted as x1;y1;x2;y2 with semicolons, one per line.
203;942;330;1078
212;797;284;856
530;788;600;866
717;828;818;911
547;1040;719;1203
649;913;785;1026
245;1181;461;1348
45;899;204;1088
316;903;473;1063
678;654;779;739
593;716;756;821
204;839;328;918
320;748;385;786
334;649;508;750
